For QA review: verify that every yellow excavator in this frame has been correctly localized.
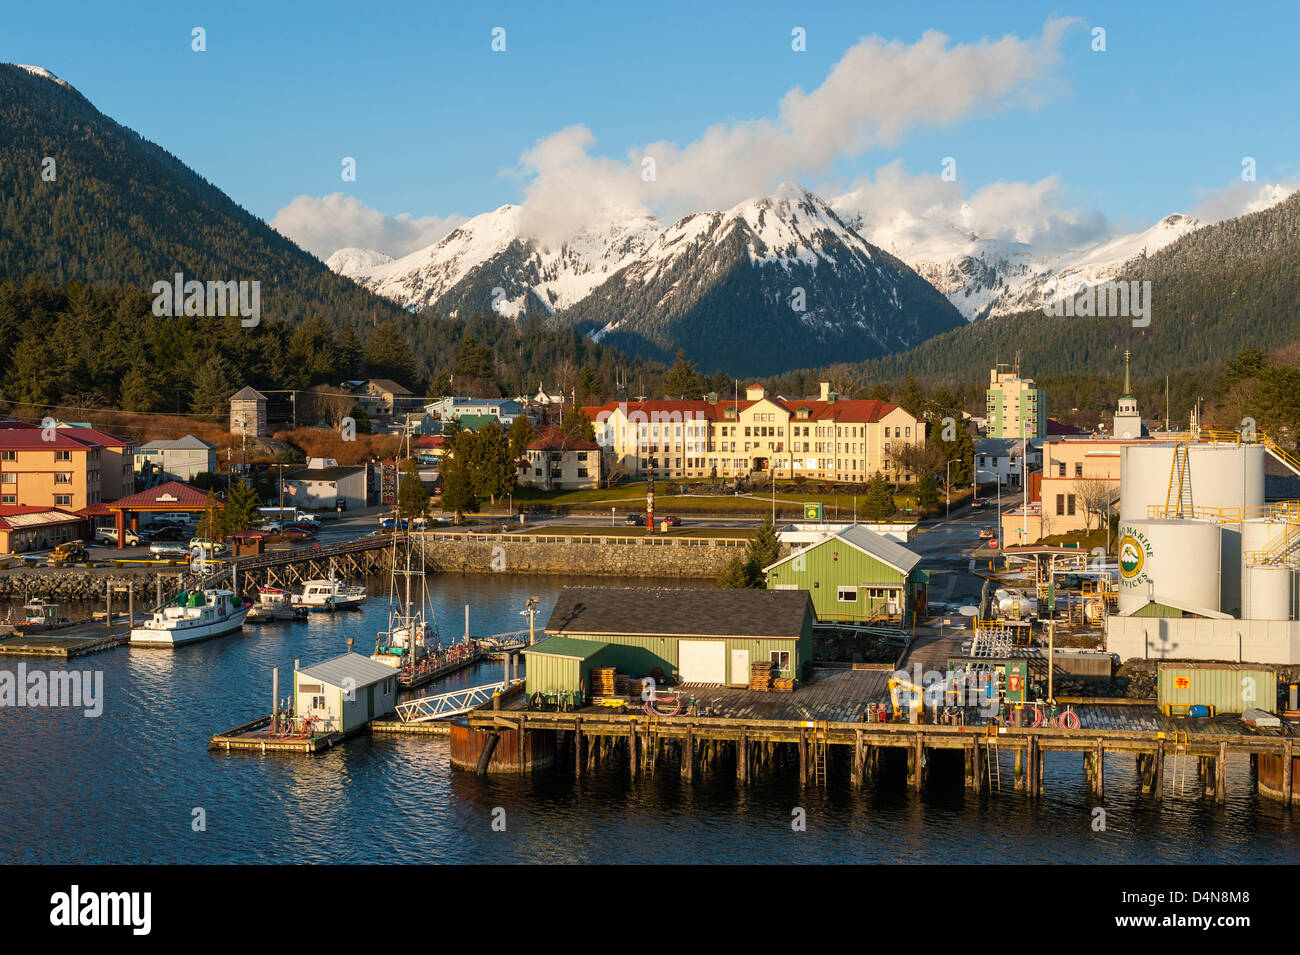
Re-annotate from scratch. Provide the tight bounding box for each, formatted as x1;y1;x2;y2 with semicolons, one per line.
887;676;925;721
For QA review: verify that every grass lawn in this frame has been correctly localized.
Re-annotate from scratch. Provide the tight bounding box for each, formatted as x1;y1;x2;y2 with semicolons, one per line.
515;524;756;539
501;482;926;519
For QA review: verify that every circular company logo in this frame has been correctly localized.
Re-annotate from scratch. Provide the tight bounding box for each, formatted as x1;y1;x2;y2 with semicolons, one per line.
1118;534;1144;579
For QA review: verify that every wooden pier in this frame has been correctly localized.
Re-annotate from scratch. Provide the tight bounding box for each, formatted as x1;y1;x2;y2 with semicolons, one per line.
461;668;1300;805
192;535;400;593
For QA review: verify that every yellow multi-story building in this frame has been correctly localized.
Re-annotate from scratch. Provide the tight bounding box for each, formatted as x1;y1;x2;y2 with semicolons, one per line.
584;382;924;484
0;423;136;509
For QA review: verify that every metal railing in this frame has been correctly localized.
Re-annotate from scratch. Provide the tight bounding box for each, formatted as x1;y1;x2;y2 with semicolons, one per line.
395;680;519;723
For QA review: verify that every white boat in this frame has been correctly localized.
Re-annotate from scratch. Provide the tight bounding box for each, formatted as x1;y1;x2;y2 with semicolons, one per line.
246;586;308;623
129;589;250;647
291;575;367;611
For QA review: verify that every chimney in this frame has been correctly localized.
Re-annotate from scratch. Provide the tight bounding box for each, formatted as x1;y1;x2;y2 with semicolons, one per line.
819;382;830;402
745;382;767;401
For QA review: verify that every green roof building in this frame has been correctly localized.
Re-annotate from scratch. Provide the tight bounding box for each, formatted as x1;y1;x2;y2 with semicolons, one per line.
523;587;815;695
763;525;927;623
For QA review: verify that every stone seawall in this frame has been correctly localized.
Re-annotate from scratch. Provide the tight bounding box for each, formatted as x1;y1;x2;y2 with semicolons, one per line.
420;533;746;577
0;569;183;602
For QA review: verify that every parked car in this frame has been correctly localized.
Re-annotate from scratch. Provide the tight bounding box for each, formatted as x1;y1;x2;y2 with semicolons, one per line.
94;527;143;546
623;513;646;526
278;527;315;541
661;515;682;527
189;537;228;556
259;521;282;533
150;525;188;542
282;521;317;536
150;541;192;559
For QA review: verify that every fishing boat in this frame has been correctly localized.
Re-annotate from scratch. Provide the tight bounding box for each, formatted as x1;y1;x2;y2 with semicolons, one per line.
246;586;308;623
291;575;367;611
15;598;62;629
129;589;250;647
371;439;442;687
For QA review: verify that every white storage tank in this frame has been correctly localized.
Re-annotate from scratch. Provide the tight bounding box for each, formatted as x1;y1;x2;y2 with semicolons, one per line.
1119;444;1265;521
1116;518;1221;614
1240;517;1296;620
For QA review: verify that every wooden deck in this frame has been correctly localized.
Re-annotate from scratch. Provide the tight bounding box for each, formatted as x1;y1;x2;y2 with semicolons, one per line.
0;623;130;659
208;715;348;754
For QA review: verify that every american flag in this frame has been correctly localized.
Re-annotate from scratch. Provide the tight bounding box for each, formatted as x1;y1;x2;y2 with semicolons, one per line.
285;484;297;497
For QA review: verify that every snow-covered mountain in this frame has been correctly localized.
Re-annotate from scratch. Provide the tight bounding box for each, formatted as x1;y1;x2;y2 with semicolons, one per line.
834;184;1295;321
339;204;663;318
324;247;394;279
558;184;964;374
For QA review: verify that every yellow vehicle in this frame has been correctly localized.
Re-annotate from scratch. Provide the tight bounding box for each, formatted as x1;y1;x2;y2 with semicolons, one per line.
887;676;925;721
51;540;88;562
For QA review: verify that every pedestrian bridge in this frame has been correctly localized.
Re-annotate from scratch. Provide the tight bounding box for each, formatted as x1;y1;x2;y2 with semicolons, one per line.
395;679;523;723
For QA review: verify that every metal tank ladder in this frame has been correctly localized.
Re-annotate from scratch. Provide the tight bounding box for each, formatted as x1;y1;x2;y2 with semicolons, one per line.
1166;442;1194;518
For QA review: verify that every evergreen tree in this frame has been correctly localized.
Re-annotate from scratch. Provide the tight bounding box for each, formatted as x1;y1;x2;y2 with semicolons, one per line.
559;407;596;442
440;431;479;523
746;518;781;578
717;555;759;589
916;473;940;510
471;418;514;504
662;349;702;399
190;356;238;418
195;490;224;541
396;458;430;519
364;320;416;383
442;416;464;443
221;482;260;534
858;473;897;521
508;413;537;460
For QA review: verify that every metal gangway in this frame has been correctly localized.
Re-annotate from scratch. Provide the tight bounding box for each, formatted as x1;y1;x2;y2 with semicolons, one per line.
394;680;520;723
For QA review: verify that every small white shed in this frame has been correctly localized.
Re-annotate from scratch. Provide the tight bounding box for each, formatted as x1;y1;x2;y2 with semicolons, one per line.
294;653;398;734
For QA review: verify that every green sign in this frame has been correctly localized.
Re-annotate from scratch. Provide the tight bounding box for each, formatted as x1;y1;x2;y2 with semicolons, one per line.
804;502;824;521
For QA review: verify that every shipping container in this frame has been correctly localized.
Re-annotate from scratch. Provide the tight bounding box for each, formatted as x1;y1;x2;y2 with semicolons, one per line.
1157;662;1277;715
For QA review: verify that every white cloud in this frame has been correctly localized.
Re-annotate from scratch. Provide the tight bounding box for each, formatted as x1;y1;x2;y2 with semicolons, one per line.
270;193;466;259
512;18;1080;240
1190;179;1300;224
831;160;1111;262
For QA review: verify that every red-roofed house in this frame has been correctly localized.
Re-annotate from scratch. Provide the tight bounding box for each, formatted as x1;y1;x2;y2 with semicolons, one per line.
0;422;137;510
517;428;602;490
583;381;924;484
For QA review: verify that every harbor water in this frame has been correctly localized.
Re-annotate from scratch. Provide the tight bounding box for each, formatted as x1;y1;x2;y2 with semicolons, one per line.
0;574;1295;864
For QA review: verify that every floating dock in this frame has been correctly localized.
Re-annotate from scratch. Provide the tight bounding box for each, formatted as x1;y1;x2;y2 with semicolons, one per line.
208;715;349;754
0;622;130;659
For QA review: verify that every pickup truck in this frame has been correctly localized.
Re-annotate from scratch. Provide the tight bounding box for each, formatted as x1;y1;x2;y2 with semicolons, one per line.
94;527;144;546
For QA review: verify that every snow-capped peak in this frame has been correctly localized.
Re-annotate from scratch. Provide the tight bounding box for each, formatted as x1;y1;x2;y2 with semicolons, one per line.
324;247;394;279
331;203;663;316
14;64;74;90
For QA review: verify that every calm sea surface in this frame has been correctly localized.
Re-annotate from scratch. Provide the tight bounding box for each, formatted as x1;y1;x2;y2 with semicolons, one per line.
0;574;1294;864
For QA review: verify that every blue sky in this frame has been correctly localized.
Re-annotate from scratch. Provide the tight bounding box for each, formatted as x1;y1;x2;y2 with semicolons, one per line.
6;1;1298;256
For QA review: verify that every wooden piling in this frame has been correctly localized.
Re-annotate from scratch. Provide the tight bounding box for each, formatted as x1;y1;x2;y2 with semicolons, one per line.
1215;741;1226;805
971;738;983;794
1154;741;1164;800
914;733;924;792
798;728;808;786
1283;740;1293;807
573;718;582;777
682;725;694;781
738;732;748;784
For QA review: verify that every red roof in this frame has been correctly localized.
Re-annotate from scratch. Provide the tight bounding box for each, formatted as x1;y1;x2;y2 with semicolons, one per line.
0;429;103;450
526;427;600;452
108;480;216;510
59;428;136;449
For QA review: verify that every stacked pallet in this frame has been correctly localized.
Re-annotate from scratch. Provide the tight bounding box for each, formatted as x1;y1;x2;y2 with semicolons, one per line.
772;678;796;693
749;662;772;692
593;666;617;697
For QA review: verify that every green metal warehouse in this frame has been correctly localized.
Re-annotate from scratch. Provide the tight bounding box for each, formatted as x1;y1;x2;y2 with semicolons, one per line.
523;587;815;696
762;524;926;623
